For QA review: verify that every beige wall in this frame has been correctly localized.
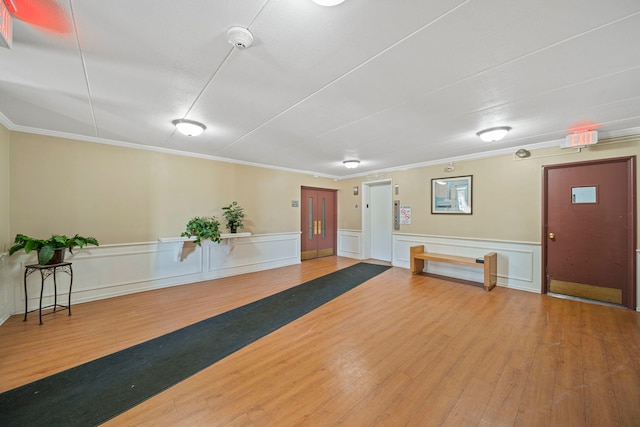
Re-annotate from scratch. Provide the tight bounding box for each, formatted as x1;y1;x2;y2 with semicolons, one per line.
337;136;640;244
0;124;9;252
9;132;337;245
6;131;639;247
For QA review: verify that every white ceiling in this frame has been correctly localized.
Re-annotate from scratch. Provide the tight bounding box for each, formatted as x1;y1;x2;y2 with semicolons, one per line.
1;0;640;178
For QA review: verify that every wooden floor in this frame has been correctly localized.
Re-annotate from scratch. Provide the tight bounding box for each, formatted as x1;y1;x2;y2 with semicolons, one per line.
1;256;640;426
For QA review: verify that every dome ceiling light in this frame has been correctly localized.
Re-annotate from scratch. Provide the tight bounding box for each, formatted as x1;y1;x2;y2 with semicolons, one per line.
173;119;206;136
476;126;512;142
343;160;360;169
312;0;346;6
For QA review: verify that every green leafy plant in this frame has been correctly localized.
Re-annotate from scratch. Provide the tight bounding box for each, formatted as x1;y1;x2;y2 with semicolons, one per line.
9;234;100;265
181;216;221;246
221;201;245;233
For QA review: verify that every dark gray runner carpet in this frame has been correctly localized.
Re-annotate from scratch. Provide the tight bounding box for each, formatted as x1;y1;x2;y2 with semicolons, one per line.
0;262;390;426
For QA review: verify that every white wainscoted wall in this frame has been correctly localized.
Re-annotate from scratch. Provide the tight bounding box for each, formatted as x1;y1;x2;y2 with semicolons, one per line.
0;232;301;322
393;234;542;293
337;230;363;261
0;252;10;325
338;229;542;294
2;234;638;324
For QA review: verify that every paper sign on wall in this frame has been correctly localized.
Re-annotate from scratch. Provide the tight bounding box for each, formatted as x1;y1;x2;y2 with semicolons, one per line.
400;206;411;224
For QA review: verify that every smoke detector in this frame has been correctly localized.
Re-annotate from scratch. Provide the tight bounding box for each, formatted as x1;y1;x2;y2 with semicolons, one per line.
227;27;254;49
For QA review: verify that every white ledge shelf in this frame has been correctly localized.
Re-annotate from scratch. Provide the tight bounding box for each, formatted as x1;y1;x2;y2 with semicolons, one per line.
159;233;252;259
158;236;196;243
220;232;252;239
159;233;252;243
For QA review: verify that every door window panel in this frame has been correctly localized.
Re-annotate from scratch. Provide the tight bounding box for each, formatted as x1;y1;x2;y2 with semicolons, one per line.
308;197;314;240
572;186;597;204
321;198;326;238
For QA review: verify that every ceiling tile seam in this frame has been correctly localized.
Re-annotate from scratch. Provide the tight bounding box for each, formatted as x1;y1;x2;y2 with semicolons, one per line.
474;8;640;75
69;0;98;138
461;64;640;119
247;0;271;28
217;0;472;151
166;0;269;143
180;0;269;117
164;47;235;142
315;9;640;139
597;113;640;127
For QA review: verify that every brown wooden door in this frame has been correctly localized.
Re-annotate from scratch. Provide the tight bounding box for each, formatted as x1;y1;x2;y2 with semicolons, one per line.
543;157;636;308
301;187;336;260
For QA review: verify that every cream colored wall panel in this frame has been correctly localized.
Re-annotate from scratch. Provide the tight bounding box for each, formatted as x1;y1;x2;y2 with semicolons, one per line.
8;133;335;244
337;137;640;244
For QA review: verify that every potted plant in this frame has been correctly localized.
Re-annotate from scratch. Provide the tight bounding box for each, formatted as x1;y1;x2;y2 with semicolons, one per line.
9;234;100;265
181;216;221;245
222;201;245;233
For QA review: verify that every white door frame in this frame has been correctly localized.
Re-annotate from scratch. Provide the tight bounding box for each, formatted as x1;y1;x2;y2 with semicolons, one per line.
361;179;393;261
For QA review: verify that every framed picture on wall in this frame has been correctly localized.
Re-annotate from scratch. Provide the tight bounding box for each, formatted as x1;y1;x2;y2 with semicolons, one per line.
431;175;473;214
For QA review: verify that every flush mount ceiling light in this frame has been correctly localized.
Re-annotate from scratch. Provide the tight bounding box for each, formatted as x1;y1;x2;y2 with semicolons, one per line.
173;119;206;136
312;0;346;6
476;126;512;142
515;148;531;158
343;160;360;169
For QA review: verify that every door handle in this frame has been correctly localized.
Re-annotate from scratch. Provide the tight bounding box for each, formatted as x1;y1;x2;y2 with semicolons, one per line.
549;232;555;239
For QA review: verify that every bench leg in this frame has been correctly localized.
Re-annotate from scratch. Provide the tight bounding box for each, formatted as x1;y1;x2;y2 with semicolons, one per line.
483;252;497;291
410;245;425;274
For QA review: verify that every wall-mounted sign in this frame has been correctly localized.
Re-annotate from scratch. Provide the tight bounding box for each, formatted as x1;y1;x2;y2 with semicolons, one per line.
0;0;12;49
400;206;411;224
561;130;598;149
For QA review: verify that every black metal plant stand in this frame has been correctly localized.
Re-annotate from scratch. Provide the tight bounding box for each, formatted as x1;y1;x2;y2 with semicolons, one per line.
23;262;73;325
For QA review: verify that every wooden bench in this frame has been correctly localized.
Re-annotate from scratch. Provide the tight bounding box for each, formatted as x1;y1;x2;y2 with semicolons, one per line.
410;245;497;291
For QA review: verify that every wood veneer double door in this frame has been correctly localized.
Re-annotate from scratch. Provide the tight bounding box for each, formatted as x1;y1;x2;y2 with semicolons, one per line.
301;187;336;261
